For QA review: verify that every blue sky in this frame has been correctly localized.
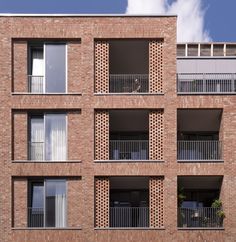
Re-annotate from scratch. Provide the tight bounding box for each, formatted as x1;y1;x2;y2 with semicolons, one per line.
0;0;236;42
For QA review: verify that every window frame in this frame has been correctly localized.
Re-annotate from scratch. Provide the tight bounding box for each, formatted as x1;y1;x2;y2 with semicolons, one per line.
28;42;68;94
28;179;67;228
28;113;68;161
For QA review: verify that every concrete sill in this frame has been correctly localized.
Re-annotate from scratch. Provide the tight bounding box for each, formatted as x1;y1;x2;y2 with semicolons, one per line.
12;160;82;163
95;227;165;230
12;227;81;230
94;93;164;96
178;227;224;231
177;160;224;163
12;92;82;96
94;160;165;163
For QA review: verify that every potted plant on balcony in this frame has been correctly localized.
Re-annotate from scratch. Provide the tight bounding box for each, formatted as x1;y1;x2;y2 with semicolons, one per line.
211;199;225;227
178;188;187;227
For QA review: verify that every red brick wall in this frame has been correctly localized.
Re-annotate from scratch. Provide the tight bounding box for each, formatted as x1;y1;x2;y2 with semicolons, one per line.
13;111;28;160
13;178;27;227
13;41;28;92
66;41;82;93
1;15;233;242
67;111;82;160
66;178;82;227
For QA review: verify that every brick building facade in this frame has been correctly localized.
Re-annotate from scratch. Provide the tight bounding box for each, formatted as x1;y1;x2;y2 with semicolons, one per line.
0;14;236;242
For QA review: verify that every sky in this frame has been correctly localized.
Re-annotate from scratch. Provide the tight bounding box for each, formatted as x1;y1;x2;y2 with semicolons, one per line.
0;0;236;42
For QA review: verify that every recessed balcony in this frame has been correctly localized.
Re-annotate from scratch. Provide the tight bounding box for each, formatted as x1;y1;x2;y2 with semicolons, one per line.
110;177;149;228
178;176;224;229
109;40;149;94
177;109;223;162
109;110;149;161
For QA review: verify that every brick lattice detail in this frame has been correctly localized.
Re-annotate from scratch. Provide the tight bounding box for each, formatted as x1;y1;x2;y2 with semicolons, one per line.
149;177;164;228
95;41;109;93
149;40;163;93
95;110;109;160
149;110;164;160
95;177;110;228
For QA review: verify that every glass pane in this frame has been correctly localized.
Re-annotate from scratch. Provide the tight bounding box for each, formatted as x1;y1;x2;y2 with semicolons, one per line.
30;117;44;160
45;114;67;161
45;180;66;227
29;182;44;227
45;44;66;93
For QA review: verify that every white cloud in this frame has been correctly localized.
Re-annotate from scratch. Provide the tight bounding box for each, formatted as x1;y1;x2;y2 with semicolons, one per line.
126;0;166;14
126;0;211;42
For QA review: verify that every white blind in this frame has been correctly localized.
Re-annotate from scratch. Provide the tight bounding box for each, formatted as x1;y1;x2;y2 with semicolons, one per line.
31;49;44;93
45;114;67;161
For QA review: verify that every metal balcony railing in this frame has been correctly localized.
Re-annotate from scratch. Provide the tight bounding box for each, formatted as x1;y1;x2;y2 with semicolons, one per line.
177;73;236;94
177;140;222;161
110;140;149;160
28;207;44;227
110;207;149;228
29;142;44;160
109;74;149;93
28;75;44;93
178;207;223;228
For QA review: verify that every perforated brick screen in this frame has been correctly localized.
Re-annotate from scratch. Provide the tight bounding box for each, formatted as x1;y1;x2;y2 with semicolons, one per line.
95;41;109;93
149;40;163;93
95;110;109;160
149;176;164;228
149;110;164;160
95;177;109;228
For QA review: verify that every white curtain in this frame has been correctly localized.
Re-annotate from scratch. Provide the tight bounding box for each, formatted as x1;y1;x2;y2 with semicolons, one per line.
51;116;66;160
55;194;66;227
31;118;44;160
45;114;67;161
31;49;44;93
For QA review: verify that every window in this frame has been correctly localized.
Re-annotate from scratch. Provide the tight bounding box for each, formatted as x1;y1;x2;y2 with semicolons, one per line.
28;179;66;228
29;43;67;93
29;113;67;161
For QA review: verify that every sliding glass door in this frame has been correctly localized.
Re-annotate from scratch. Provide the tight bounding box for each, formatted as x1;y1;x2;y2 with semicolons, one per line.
45;44;66;93
45;180;66;227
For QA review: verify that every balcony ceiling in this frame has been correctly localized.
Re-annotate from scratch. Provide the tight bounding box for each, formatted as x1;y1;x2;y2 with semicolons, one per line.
109;40;149;74
110;110;149;132
178;176;223;190
178;109;222;132
110;177;149;190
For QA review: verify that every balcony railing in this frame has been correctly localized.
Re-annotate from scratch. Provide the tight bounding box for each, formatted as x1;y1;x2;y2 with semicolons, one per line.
110;207;149;228
177;73;236;94
29;142;44;160
28;207;44;227
177;140;222;161
109;74;149;93
178;207;223;228
28;75;44;93
110;140;149;160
